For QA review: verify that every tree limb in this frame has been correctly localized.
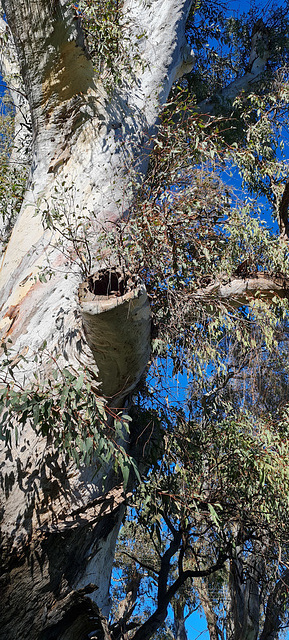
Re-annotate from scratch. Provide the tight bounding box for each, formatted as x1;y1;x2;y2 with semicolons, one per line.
157;529;183;608
131;552;228;640
192;273;289;309
277;179;289;241
197;19;270;115
118;549;158;577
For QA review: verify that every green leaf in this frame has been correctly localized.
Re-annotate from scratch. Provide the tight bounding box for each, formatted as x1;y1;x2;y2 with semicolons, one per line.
208;504;220;528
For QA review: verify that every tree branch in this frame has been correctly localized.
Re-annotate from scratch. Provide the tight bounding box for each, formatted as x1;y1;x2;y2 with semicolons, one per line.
118;549;158;577
192;273;289;309
277;179;289;241
197;19;270;115
131;551;228;640
157;530;183;607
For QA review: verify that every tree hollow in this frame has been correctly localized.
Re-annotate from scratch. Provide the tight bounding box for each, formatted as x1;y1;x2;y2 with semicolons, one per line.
79;269;151;401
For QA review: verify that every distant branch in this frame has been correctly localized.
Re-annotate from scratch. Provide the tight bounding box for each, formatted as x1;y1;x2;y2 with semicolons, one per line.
119;549;158;576
278;179;289;241
197;19;270;116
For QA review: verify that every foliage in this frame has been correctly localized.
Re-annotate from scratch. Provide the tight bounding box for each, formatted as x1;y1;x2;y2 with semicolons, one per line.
39;183;94;279
70;0;144;91
186;0;289;104
0;342;139;488
109;87;289;378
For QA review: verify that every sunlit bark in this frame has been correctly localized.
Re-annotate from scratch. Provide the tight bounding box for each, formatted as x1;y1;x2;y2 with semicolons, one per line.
194;273;289;309
0;1;193;638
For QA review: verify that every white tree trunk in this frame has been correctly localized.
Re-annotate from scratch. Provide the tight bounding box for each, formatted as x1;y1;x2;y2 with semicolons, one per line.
0;1;193;638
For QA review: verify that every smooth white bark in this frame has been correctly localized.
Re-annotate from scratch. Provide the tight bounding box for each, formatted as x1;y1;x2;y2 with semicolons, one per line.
0;1;193;637
194;274;289;308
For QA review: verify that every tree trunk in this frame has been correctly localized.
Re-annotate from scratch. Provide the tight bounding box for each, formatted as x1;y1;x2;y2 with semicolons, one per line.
227;545;262;640
0;1;193;638
172;597;189;640
193;578;220;640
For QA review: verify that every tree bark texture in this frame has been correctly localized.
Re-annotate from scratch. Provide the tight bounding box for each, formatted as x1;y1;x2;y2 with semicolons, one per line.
0;1;193;638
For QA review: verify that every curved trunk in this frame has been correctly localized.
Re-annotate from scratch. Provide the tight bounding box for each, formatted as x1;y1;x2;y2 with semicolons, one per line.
0;1;193;638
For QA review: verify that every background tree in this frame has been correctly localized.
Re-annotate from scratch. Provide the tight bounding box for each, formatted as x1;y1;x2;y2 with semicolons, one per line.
1;1;289;640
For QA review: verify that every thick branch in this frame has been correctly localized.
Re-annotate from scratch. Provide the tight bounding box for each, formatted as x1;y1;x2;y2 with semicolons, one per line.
157;530;183;608
131;553;227;640
193;273;289;309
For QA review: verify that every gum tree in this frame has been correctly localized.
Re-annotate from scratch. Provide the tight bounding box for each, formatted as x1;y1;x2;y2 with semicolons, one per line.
0;2;195;638
1;1;289;640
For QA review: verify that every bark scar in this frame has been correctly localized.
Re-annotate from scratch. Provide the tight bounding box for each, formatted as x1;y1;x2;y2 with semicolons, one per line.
48;147;70;173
